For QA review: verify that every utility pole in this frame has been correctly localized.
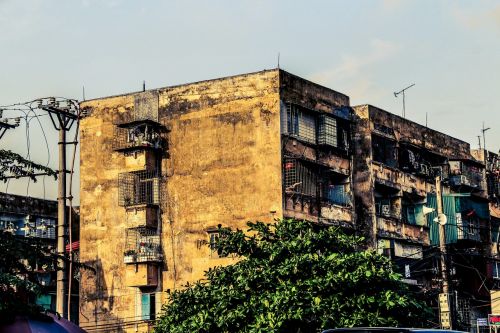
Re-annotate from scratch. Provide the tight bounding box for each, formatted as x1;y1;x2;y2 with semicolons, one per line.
42;98;78;319
436;175;452;329
57;123;67;318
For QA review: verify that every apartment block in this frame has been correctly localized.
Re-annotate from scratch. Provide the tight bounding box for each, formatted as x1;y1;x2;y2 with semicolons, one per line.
78;69;495;332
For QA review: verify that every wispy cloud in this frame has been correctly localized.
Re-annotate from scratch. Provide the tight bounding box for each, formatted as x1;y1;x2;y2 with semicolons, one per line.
310;38;400;104
452;3;500;30
311;38;400;83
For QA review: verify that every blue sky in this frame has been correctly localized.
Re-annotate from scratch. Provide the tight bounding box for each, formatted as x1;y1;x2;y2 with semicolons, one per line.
1;0;499;202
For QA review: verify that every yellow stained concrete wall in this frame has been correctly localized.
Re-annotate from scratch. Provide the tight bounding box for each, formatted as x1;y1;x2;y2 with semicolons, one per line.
79;70;282;331
158;70;282;288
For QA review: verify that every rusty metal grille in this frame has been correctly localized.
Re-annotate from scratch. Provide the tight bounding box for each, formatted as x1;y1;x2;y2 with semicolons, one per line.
124;227;162;263
134;91;159;122
286;104;317;144
283;158;318;197
317;115;337;147
118;170;161;207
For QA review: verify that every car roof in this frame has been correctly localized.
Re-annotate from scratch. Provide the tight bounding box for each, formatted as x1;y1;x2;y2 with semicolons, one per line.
322;328;467;333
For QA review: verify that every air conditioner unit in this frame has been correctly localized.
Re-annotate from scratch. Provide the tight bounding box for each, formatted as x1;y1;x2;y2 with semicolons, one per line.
381;205;391;217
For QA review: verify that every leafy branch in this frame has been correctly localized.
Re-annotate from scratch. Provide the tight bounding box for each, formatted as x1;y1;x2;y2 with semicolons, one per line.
0;149;57;182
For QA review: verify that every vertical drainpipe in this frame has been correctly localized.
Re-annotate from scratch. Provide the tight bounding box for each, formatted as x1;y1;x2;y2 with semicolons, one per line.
349;108;357;233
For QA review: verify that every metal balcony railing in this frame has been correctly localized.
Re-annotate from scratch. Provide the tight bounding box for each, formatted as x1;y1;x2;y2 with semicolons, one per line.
124;227;162;264
112;125;165;152
118;170;161;207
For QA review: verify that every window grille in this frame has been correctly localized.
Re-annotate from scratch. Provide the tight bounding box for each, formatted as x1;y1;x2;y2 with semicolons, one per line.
118;170;161;207
124;227;162;263
456;215;481;242
283;158;318;197
286;104;316;144
134;92;159;122
318;115;337;147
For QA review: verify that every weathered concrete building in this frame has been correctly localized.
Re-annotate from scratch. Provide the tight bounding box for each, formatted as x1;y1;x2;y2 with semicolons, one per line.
78;69;494;332
352;105;491;329
79;69;354;332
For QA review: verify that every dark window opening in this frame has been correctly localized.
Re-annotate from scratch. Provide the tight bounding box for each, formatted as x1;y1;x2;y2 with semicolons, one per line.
321;173;351;207
401;193;426;226
372;135;397;168
374;184;400;219
208;231;227;258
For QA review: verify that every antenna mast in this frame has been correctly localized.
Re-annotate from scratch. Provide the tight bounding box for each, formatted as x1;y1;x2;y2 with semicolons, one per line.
394;83;415;118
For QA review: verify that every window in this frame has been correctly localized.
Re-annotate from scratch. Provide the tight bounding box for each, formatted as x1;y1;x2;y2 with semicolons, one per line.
318;115;337;147
140;292;156;321
286;104;316;144
375;198;392;217
374;184;400;219
372;135;397;168
283;159;318;197
35;218;55;239
494;262;500;280
321;173;351;206
401;196;426;226
208;231;226;258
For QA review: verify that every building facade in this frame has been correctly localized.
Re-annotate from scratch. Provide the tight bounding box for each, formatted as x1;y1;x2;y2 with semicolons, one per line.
78;69;496;332
0;192;80;322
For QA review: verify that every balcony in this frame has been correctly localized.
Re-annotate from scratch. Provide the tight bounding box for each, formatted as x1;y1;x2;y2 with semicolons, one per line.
118;170;161;207
124;227;162;264
112;120;166;153
448;160;484;191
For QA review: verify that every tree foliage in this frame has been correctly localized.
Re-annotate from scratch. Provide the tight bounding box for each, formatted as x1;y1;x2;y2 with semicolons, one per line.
0;230;57;322
0;149;57;182
155;219;431;333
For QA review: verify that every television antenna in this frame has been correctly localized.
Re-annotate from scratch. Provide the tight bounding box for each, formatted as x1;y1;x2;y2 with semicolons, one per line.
394;83;415;118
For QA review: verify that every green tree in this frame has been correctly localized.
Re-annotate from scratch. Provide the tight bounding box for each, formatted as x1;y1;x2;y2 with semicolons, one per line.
155;219;430;333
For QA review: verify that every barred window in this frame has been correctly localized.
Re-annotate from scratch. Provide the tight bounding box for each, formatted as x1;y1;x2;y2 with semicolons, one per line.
318;115;337;147
286;104;316;144
283;159;318;197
